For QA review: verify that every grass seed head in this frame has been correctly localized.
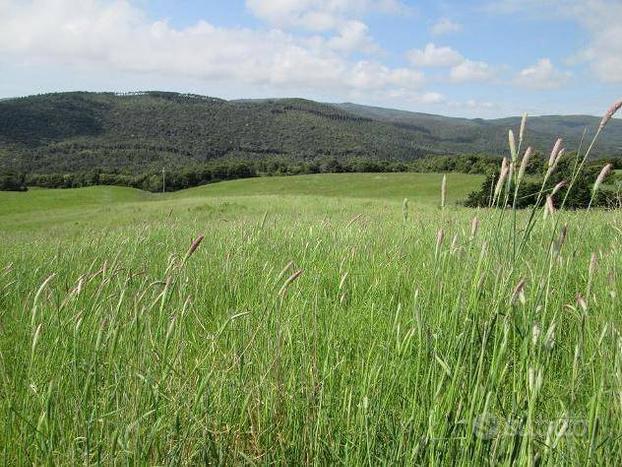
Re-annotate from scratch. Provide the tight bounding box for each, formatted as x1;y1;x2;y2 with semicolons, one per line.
593;163;613;193
402;198;409;222
519;112;528;145
436;228;445;245
470;217;479;239
576;293;588;313
31;323;43;357
552;223;568;255
450;233;459;253
589;252;597;278
494;158;510;200
587;252;597;298
435;229;445;257
185;235;204;260
600;99;622;130
441;175;447;208
544;195;556;217
544;322;556;350
517;147;533;185
528;367;543;396
532;323;541;346
559;223;568;245
551;180;566;196
511;278;526;305
548;138;563;168
509;129;517;162
279;269;303;296
339;272;349;291
546;147;566;178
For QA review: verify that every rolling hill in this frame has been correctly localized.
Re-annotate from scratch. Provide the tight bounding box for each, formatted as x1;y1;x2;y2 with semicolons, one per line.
336;103;622;156
0;91;620;175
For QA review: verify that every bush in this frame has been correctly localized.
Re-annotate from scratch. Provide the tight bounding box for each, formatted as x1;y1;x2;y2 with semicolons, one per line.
464;154;615;209
0;172;27;191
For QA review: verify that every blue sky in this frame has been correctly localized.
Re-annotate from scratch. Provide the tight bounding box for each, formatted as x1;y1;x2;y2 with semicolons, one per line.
0;0;620;117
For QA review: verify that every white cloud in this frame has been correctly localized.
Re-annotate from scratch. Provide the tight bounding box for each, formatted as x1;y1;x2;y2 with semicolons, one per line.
465;99;495;109
419;91;446;104
407;43;495;83
348;61;425;91
484;0;622;84
448;99;496;110
449;60;495;83
570;0;622;83
514;58;571;89
245;0;409;31
430;18;462;36
350;88;446;109
327;20;379;53
407;43;464;67
0;0;425;100
243;0;405;56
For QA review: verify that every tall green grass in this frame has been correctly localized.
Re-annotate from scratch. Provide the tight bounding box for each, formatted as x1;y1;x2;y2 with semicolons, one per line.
1;105;622;464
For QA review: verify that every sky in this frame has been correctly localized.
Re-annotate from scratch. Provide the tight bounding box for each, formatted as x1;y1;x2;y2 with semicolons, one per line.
0;0;620;118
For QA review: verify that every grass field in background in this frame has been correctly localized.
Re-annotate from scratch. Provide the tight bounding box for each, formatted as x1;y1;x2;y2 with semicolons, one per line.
1;172;622;464
177;172;481;201
0;173;481;233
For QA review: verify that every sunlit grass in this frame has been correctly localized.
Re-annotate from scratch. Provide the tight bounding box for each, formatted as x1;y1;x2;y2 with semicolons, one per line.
1;173;621;463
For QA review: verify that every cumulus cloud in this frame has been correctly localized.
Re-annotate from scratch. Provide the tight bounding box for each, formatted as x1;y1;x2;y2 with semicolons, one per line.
327;20;379;53
430;18;462;36
0;0;425;99
407;43;464;68
514;58;571;89
448;99;496;111
346;61;425;91
570;0;622;83
245;0;409;31
485;0;622;84
407;43;495;83
355;88;445;105
449;60;495;83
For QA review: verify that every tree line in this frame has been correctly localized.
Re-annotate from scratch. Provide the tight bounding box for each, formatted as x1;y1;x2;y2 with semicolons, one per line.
2;155;505;192
2;153;620;211
464;153;621;209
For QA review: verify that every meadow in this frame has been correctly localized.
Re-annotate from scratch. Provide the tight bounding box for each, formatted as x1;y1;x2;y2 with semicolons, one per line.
1;169;622;464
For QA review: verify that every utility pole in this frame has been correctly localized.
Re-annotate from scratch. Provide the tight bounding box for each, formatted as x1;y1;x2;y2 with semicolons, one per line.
162;168;166;193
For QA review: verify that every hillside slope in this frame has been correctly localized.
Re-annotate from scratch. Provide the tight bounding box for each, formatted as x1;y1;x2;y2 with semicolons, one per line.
337;103;622;157
0;92;620;175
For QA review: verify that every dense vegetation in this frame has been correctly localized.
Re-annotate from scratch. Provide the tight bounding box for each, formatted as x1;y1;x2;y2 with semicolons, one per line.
2;91;621;180
0;171;26;191
339;102;622;155
11;152;620;211
2;104;622;463
18;155;498;192
0;91;434;175
2;174;622;464
465;153;621;209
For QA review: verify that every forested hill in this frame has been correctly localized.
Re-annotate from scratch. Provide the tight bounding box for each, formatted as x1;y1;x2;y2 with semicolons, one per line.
1;91;620;174
336;103;622;156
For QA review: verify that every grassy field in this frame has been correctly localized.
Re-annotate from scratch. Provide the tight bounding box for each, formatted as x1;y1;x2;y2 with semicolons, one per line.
0;173;480;233
1;172;622;464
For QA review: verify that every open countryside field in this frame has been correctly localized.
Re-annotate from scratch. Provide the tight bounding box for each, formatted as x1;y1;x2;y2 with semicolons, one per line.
2;172;622;464
0;173;480;232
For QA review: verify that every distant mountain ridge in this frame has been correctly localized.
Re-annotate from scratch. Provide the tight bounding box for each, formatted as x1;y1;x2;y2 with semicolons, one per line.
335;102;622;155
0;91;620;174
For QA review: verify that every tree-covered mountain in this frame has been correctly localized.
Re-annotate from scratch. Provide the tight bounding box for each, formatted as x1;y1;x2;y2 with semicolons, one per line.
336;103;622;156
1;91;620;175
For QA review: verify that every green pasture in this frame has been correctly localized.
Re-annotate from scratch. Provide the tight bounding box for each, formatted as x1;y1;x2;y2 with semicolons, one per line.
1;172;621;464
